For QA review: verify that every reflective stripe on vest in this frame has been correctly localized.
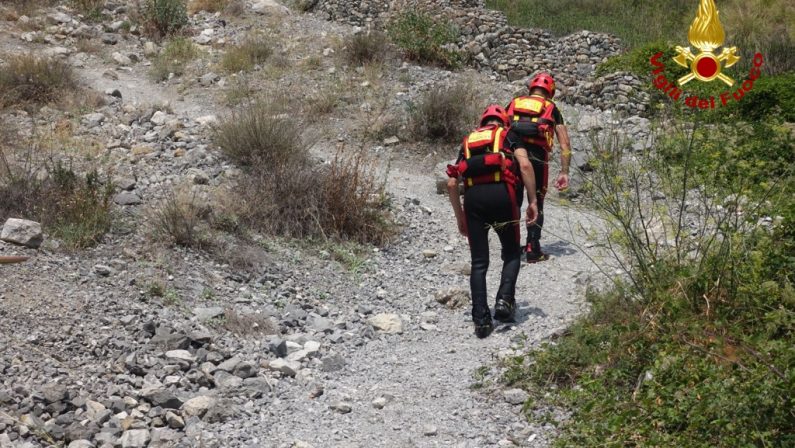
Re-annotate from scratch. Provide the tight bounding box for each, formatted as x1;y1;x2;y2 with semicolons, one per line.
463;127;505;187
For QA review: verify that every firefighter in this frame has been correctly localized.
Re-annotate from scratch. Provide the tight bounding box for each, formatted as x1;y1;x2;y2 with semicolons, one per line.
505;73;572;263
446;105;539;338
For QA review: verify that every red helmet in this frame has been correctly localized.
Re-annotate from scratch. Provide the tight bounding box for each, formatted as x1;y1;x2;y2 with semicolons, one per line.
528;72;556;98
479;104;508;127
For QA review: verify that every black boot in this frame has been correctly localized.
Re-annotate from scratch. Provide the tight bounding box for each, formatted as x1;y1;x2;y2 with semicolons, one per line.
525;240;549;263
473;314;494;338
494;297;516;322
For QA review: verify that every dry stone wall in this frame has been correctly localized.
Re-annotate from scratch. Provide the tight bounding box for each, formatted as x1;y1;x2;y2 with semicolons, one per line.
311;0;649;116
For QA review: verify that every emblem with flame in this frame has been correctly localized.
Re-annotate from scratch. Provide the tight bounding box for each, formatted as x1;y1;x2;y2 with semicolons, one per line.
673;0;740;86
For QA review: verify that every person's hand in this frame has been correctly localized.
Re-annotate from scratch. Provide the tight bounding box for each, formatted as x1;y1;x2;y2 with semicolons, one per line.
555;172;570;191
526;202;538;225
457;215;468;236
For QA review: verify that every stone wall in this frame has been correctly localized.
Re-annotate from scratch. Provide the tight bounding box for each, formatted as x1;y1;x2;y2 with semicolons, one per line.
311;0;649;116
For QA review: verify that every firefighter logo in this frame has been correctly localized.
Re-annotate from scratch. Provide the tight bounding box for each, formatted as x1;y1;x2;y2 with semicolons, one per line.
673;0;740;86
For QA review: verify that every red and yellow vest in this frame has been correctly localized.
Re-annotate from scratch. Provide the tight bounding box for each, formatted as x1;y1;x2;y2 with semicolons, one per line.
506;95;556;150
447;125;516;188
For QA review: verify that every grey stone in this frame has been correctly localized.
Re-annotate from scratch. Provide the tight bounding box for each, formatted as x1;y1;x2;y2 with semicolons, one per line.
102;33;118;45
267;359;300;377
67;441;94;448
213;371;243;389
330;401;352;414
150;111;169;125
199;72;219;87
120;429;150;448
165;350;195;363
215;356;241;373
193;306;224;321
368;313;403;334
181;396;214;418
503;388;529;405
1;218;43;248
113;192;142;205
112;52;131;65
164;411;184;429
82;112;105;127
94;264;113;276
232;361;256;379
141;388;182;409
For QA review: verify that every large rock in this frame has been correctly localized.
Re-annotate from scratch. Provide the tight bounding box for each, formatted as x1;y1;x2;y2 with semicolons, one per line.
368;313;403;334
1;218;43;248
250;0;291;15
120;429;150;448
267;359;300;377
181;395;215;418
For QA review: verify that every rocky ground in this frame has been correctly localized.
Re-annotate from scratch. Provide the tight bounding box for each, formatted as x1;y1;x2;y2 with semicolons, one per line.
0;1;644;447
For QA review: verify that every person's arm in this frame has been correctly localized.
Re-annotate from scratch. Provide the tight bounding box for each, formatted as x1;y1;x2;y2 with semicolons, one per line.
555;124;572;191
447;177;467;236
447;148;468;235
513;147;538;224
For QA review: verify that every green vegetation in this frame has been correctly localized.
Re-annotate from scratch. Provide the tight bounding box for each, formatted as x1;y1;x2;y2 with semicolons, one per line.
0;151;113;250
139;0;189;40
71;0;105;19
387;11;460;68
150;37;200;80
486;0;794;73
506;119;795;446
220;36;272;74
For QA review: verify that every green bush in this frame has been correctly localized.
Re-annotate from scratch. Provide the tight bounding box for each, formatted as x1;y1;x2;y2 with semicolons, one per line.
387;11;460;68
0;150;113;250
139;0;188;39
150;37;199;80
220;36;272;74
505;120;795;447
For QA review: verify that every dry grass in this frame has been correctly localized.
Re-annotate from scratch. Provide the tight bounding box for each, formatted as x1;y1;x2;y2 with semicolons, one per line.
221;307;278;336
220;36;272;74
343;31;389;65
0;54;79;109
71;0;105;17
214;97;395;245
150;37;200;80
213;96;300;168
150;189;213;249
188;0;226;13
409;81;480;142
3;0;57;17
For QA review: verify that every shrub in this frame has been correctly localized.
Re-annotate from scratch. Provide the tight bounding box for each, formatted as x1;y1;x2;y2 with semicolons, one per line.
187;0;227;14
150;190;212;249
138;0;188;39
234;150;394;245
71;0;105;18
0;147;113;250
505;120;795;447
212;96;301;168
343;31;389;65
220;36;272;74
150;37;199;80
0;54;78;108
387;11;460;68
409;82;480;141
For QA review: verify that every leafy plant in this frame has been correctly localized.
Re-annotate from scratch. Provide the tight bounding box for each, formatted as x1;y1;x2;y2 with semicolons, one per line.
139;0;189;39
387;11;460;68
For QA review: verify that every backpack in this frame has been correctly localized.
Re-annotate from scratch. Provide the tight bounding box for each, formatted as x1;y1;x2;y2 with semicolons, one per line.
447;124;516;188
507;95;556;149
